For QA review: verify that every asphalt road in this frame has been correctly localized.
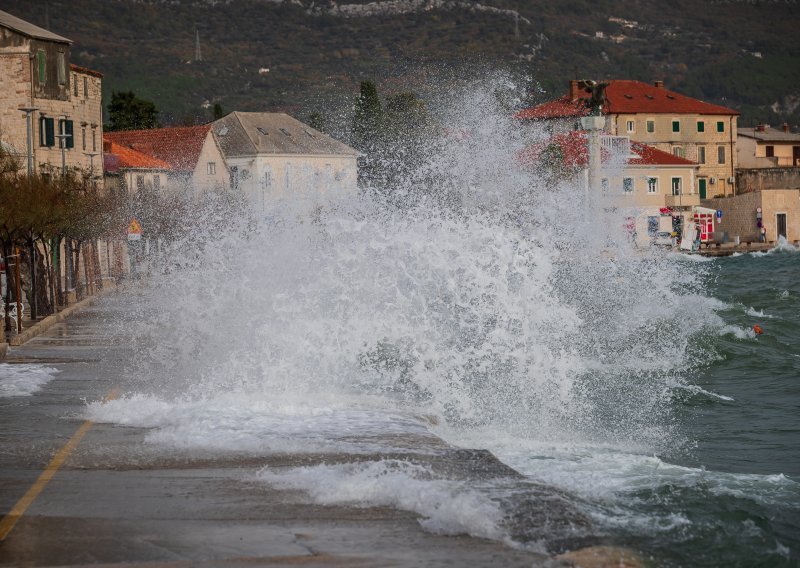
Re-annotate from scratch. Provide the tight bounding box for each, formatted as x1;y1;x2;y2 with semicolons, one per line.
0;300;584;567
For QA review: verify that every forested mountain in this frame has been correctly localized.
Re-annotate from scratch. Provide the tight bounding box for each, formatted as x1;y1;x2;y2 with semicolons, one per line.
4;0;799;128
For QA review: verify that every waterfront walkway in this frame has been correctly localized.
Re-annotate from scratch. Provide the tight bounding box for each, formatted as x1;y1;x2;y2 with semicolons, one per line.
0;297;639;567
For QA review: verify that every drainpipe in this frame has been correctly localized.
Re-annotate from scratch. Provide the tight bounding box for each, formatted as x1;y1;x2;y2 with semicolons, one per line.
730;115;735;195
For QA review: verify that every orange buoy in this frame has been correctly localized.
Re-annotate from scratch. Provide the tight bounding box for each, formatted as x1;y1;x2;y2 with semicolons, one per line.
753;324;763;335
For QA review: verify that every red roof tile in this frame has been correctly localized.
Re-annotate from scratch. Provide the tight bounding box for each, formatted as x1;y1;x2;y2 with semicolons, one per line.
69;63;103;78
519;132;697;168
516;80;739;120
104;125;211;173
103;139;170;173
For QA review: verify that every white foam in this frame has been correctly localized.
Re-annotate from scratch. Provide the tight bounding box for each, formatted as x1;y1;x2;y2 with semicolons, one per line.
255;460;508;541
0;364;59;397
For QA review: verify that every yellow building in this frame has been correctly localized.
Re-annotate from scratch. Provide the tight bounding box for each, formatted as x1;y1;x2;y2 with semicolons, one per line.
738;124;800;168
517;79;739;199
0;9;103;179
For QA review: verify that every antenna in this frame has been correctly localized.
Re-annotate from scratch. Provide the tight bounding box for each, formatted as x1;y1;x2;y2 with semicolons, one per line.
195;27;202;62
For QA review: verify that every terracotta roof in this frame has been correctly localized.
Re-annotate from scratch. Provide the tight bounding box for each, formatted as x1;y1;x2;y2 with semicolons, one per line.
104;125;211;173
70;64;103;79
0;9;71;43
629;141;697;166
519;131;697;168
103;139;170;173
516;80;739;120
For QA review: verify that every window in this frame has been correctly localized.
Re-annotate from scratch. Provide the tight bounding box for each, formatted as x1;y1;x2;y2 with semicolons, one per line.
646;120;655;133
136;175;145;193
716;121;725;133
647;177;658;194
672;120;680;133
672;146;684;158
81;127;86;151
153;175;161;191
718;146;726;164
264;166;272;189
230;166;239;190
37;50;46;85
207;162;216;175
626;120;634;133
285;163;292;191
601;178;609;192
257;127;269;136
58;119;74;149
73;74;78;97
697;121;705;133
57;51;66;86
279;128;291;137
83;77;88;98
39;116;55;147
671;177;682;195
698;146;706;164
766;145;775;158
623;177;633;193
91;128;96;152
647;216;659;236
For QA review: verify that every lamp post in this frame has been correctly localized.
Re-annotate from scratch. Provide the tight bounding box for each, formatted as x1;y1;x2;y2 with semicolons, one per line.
55;131;72;177
18;107;38;176
83;151;99;190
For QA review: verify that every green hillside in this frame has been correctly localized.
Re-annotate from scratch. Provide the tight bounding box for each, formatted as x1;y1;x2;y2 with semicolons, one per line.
3;0;798;128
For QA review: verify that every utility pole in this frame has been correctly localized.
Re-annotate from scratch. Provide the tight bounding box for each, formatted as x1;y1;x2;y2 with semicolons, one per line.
195;27;202;62
19;107;38;176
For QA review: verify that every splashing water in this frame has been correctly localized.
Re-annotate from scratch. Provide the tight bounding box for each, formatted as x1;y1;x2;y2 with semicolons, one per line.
84;78;798;562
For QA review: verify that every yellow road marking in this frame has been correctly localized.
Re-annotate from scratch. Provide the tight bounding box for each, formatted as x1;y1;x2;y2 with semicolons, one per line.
0;388;120;541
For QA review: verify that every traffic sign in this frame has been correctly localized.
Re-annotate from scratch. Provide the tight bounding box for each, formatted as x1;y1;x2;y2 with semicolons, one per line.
127;218;143;241
716;209;723;220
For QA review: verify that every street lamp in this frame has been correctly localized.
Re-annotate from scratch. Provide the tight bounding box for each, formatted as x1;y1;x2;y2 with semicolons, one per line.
18;106;39;176
55;131;72;177
83;151;99;190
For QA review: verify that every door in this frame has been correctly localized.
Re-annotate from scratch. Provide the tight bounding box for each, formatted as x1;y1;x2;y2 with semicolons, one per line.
699;178;707;199
777;213;787;240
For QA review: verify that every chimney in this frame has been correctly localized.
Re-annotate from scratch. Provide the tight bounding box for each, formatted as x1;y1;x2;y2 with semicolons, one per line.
569;79;581;101
783;123;790;133
103;139;111;152
756;124;767;133
654;80;665;89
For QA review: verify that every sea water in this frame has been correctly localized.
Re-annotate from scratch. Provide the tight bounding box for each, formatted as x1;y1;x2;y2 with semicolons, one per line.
84;81;799;566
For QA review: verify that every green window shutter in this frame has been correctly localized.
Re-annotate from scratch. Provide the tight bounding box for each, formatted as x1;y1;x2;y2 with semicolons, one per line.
697;121;705;132
37;50;46;84
46;118;55;147
717;121;724;133
64;120;74;148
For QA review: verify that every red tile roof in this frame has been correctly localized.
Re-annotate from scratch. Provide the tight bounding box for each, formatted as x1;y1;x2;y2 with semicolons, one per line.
519;131;697;168
69;64;103;78
104;125;211;173
103;139;170;173
516;80;739;120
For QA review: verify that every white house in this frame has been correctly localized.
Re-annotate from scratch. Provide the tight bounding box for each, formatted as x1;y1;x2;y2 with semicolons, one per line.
210;112;360;212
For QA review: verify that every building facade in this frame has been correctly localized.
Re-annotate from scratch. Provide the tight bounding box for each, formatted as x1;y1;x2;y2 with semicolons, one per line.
517;79;739;199
738;124;800;168
210;112;359;212
0;9;103;179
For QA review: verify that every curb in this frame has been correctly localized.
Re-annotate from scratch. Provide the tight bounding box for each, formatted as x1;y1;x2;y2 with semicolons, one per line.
6;281;117;349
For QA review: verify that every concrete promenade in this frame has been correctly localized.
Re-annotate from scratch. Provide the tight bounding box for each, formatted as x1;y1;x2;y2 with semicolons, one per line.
0;298;640;567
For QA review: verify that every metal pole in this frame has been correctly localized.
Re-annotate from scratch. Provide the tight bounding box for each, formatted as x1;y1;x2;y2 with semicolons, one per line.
14;249;22;334
19;107;38;176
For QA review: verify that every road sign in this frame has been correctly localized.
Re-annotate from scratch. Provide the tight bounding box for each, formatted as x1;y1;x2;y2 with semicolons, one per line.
716;209;723;220
127;218;143;241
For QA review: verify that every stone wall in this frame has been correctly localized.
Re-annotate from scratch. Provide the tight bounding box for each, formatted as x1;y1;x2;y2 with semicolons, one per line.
703;189;800;243
737;168;800;192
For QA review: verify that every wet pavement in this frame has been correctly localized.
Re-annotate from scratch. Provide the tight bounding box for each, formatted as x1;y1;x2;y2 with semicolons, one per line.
0;300;577;567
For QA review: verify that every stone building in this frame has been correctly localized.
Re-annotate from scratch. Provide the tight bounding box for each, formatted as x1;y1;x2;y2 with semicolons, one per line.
0;9;103;179
516;79;739;199
738;124;800;168
703;190;800;244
